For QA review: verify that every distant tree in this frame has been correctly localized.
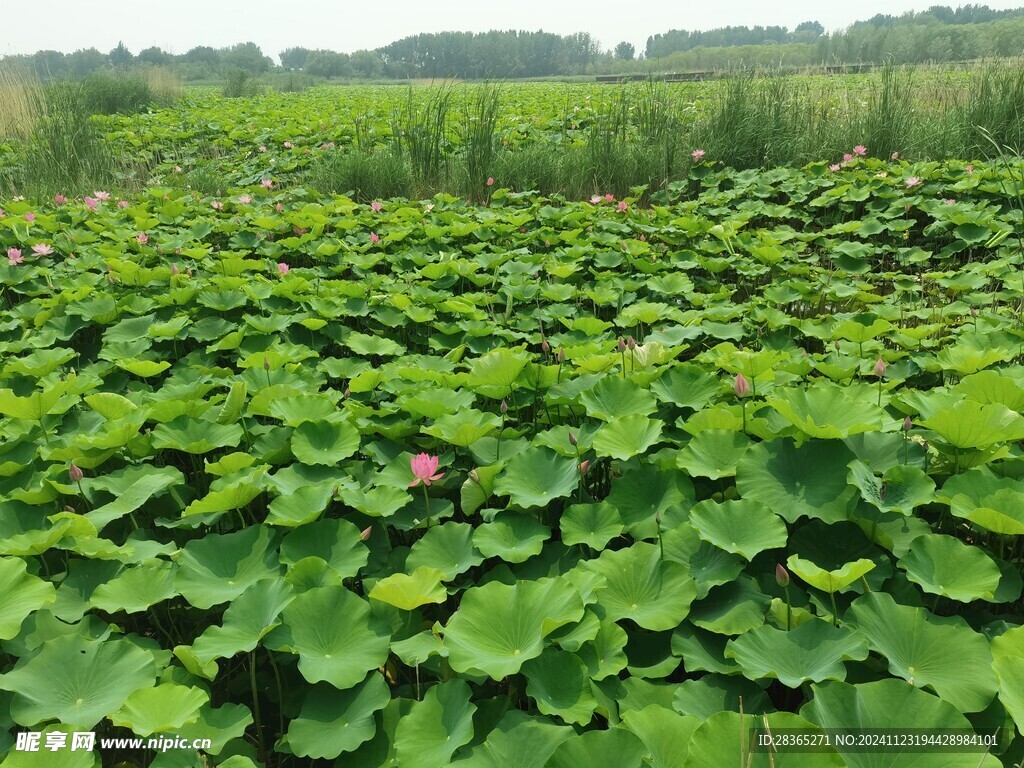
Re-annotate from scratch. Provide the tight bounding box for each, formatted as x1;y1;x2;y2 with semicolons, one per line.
222;42;272;74
138;46;171;66
350;49;384;78
109;41;134;68
280;47;313;70
615;41;635;60
67;48;108;78
184;46;220;66
304;50;351;78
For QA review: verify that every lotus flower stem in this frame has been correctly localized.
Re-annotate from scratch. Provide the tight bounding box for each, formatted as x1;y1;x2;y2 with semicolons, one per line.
829;591;839;627
423;485;432;527
248;651;267;764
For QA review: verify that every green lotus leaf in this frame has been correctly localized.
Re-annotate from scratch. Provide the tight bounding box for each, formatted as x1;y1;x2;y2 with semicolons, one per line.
662;524;744;598
279;518;368;579
116;359;171;377
724;620;869;688
847;592;997;712
737;439;856;523
953;369;1024;412
290;419;360;465
284;557;344;594
5;347;75;378
467;347;531;397
395;679;476;767
938;467;1024;534
846;460;935;515
582;542;696;631
460;464;501;516
452;710;570;768
676;429;751;479
522;648;597;725
576;617;629;680
110;683;208;737
992;627;1024;734
560;502;624;550
345;484;413;518
0;557;56;640
276;586;391;689
688;498;788;560
670;624;740;675
89;560;177;614
443;577;584;679
579;376;658;421
400;386;476;421
592;415;664;461
606;462;694;527
803;679;1002;768
187;579;295;666
347;330;405;356
769;381;883;439
620;705;701;768
174;702;253;756
671;674;773;719
684;711;844;768
935;334;1013;376
182;472;265;520
0;635;156;729
422;408;502;447
174;524;279;609
689;577;770;635
921;400;1024;449
649;363;721;410
831;316;892;344
897;533;1001;602
281;674;390;759
406;521;483;579
0;382;69;420
84;392;138;420
474;512;550;563
150;416;243;454
547;728;645;768
391;631;448;666
787;554;874;595
493;446;579;509
369;566;447;610
85;466;185;531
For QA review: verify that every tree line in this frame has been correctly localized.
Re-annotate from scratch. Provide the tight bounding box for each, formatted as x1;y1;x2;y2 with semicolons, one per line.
2;4;1023;84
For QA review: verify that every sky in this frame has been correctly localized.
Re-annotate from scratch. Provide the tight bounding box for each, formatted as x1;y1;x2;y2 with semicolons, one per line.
3;1;1023;61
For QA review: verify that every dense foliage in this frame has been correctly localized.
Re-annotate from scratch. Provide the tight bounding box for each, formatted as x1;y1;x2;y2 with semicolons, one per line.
1;144;1024;767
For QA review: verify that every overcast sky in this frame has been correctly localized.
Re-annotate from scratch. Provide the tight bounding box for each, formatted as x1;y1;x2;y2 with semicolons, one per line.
4;1;1023;60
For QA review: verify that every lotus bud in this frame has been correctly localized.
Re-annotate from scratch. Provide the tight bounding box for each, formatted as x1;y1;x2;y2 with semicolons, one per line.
64;505;75;513
171;263;179;276
360;525;372;541
903;416;912;431
873;357;887;377
468;469;480;484
734;373;751;399
500;399;508;414
568;431;577;446
775;563;790;587
344;387;351;398
69;463;84;483
578;460;590;475
617;337;627;353
970;307;978;317
557;348;565;363
627;336;636;350
834;341;840;352
541;339;550;353
332;486;339;497
263;357;270;370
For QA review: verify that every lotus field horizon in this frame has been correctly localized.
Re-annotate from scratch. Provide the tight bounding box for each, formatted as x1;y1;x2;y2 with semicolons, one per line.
2;92;1024;768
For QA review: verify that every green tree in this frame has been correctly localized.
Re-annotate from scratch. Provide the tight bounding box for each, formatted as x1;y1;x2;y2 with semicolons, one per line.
615;41;636;60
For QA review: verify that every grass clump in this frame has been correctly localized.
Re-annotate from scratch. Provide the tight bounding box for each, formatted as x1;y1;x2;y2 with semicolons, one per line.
305;149;413;201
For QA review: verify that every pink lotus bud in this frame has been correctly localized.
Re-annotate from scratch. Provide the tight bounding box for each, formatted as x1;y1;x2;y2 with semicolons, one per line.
343;386;351;398
734;373;751;398
617;337;626;353
903;416;912;431
578;460;590;475
487;177;495;186
557;348;565;363
171;263;179;276
873;358;887;377
69;463;84;483
263;357;270;370
369;232;380;245
360;526;372;541
775;564;790;587
568;432;577;446
834;341;841;352
541;339;550;353
500;399;508;414
468;469;480;484
627;336;636;350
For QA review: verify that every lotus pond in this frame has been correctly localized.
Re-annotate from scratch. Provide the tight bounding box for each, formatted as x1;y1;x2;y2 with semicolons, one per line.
1;156;1024;767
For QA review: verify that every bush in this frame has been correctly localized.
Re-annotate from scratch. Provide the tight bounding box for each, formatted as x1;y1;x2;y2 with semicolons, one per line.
80;72;153;115
305;149;413;201
222;68;262;98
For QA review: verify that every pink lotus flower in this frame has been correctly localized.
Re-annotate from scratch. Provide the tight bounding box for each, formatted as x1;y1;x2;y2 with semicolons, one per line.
424;204;434;212
94;191;111;201
905;177;921;188
965;164;974;175
578;460;590;475
31;243;53;256
487;177;495;186
7;248;23;266
275;203;283;212
734;372;751;398
873;358;887;377
829;163;841;172
370;201;382;212
277;262;290;275
843;153;854;163
211;201;224;210
54;194;67;205
175;166;183;173
259;145;267;153
590;195;602;204
238;195;252;204
136;232;148;245
283;141;293;149
84;197;98;210
261;179;273;189
943;198;956;205
408;453;444;487
853;145;867;156
891;151;900;160
24;212;35;222
604;193;615;202
617;201;628;212
369;232;380;244
118;200;130;208
691;149;706;162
